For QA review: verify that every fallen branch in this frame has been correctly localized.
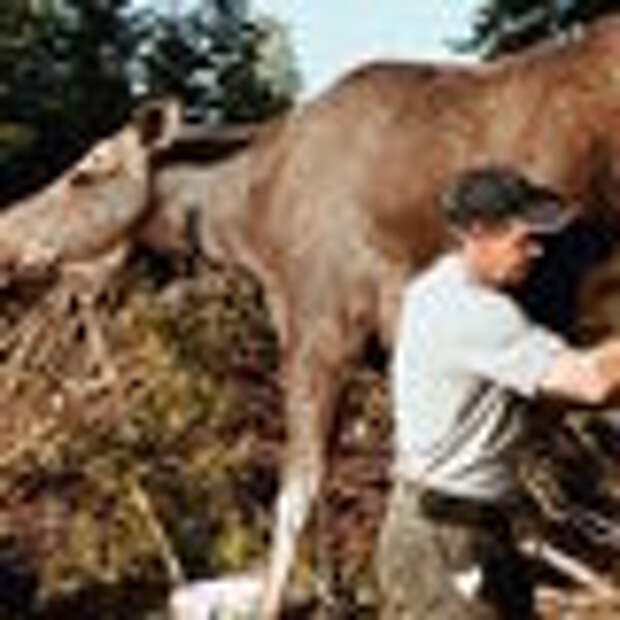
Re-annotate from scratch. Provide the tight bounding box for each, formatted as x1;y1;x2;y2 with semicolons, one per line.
127;474;185;587
536;585;620;620
0;417;59;471
520;538;618;598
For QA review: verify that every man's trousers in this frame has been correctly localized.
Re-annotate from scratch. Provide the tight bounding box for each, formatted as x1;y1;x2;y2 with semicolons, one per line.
376;479;535;620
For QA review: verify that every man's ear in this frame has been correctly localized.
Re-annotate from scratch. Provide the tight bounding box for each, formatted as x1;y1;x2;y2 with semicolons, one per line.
133;97;182;152
449;221;481;243
467;220;488;239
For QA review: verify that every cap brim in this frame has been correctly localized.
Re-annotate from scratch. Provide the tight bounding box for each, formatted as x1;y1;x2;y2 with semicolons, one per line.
523;201;578;235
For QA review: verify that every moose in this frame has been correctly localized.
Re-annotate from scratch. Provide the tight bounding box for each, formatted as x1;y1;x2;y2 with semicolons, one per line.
4;15;620;618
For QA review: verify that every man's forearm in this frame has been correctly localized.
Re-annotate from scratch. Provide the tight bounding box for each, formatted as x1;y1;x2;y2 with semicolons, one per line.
589;339;620;396
539;338;620;404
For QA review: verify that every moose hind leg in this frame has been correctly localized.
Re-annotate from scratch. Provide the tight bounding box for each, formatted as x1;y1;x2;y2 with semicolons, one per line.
260;339;341;619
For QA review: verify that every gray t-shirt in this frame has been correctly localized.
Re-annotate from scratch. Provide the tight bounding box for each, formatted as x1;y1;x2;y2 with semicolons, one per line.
392;252;568;500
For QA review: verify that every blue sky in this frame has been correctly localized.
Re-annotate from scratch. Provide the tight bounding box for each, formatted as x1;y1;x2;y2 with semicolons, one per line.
251;1;482;97
133;1;483;97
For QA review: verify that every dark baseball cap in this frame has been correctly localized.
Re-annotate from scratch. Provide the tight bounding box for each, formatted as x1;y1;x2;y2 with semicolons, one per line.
441;167;575;234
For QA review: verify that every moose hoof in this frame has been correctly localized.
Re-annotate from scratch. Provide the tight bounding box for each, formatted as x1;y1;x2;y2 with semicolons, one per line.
169;574;263;620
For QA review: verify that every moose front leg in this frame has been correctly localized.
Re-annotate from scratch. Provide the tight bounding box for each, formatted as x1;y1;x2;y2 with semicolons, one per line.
260;338;342;620
59;243;130;395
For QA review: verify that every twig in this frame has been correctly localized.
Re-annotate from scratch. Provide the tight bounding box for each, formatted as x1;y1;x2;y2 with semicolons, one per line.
127;474;186;586
536;585;620;617
0;417;59;470
520;538;618;598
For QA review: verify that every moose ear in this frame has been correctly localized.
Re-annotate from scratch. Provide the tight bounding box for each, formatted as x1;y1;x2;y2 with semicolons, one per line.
133;98;182;152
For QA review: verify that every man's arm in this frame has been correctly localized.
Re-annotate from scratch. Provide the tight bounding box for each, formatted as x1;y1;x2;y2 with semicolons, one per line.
539;338;620;404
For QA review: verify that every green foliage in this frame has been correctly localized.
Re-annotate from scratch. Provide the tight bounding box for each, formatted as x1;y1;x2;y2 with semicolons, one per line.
0;0;137;204
0;0;300;204
460;0;620;58
137;5;299;124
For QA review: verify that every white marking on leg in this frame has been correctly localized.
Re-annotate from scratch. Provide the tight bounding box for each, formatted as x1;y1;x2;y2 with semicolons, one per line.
261;468;321;618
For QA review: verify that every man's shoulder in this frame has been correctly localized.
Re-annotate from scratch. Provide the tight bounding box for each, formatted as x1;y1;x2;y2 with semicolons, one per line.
400;253;470;336
403;252;527;333
405;252;462;298
404;252;478;312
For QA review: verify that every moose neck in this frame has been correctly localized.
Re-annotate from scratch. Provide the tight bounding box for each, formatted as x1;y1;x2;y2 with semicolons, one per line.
154;148;259;270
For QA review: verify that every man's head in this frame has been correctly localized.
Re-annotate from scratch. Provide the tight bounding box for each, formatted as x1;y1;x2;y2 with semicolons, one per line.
442;167;575;287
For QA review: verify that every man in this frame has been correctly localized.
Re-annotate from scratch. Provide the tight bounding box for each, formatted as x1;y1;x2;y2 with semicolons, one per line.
377;167;620;619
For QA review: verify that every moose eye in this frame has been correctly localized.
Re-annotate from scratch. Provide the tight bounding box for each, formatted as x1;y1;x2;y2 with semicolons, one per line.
70;168;94;186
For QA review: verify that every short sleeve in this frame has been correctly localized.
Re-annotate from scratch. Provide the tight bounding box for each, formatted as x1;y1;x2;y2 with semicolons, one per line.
448;291;569;398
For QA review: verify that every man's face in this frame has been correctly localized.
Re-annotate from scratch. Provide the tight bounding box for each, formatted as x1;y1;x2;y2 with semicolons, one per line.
466;219;545;286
